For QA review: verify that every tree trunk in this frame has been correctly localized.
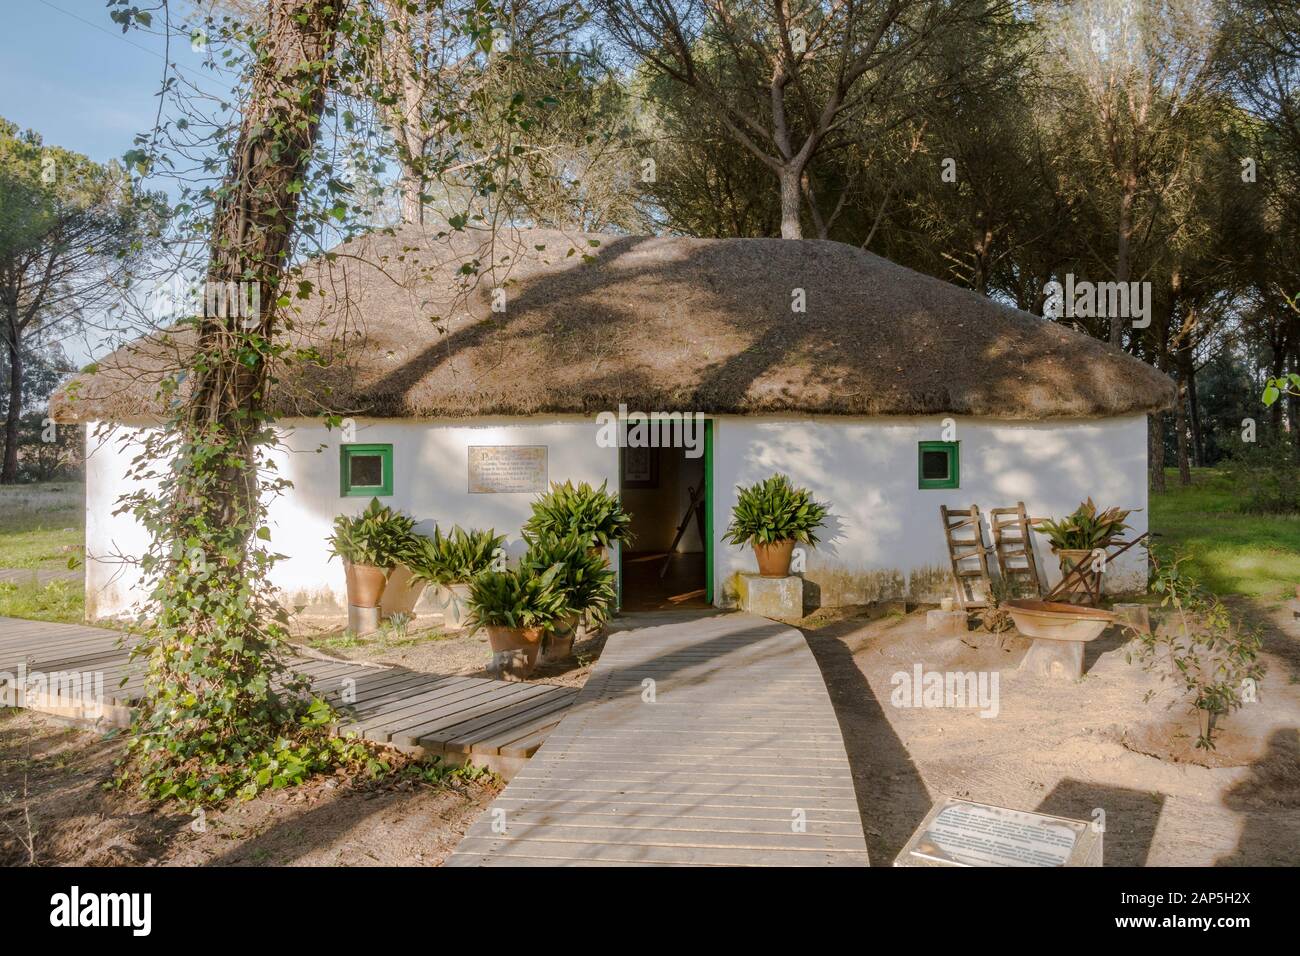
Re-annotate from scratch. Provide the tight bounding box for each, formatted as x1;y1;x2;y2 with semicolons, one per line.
399;163;424;225
1186;360;1204;466
390;3;425;225
778;165;803;239
187;0;343;538
1112;179;1135;347
1149;412;1166;494
1174;371;1192;487
1;333;21;484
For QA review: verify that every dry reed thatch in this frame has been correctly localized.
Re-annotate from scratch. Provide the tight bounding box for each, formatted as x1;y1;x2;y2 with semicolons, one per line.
51;226;1174;423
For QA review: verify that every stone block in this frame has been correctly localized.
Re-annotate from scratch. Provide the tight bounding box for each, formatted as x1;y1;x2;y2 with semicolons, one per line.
926;609;967;635
737;573;804;623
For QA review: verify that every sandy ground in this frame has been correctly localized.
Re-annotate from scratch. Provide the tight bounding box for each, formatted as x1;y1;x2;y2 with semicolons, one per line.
801;598;1300;866
0;707;500;866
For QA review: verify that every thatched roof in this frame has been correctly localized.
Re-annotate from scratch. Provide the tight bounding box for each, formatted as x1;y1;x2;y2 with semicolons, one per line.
51;226;1174;423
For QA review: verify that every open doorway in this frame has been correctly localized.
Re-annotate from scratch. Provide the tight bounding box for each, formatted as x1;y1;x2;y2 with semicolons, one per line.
619;437;710;612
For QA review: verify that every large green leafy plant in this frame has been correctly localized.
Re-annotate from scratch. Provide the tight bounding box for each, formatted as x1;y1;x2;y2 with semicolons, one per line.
723;474;829;546
1034;498;1134;551
522;480;632;549
522;531;617;626
326;498;417;569
403;525;504;585
465;565;571;632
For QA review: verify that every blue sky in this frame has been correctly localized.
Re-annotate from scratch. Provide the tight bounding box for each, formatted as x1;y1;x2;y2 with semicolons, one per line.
1;1;235;363
0;1;219;166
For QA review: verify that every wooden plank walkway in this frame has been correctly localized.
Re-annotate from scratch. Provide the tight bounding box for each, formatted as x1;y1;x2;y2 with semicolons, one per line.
0;617;574;777
447;611;870;867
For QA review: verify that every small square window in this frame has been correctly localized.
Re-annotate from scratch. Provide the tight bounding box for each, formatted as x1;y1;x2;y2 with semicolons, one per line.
340;443;393;497
918;441;959;489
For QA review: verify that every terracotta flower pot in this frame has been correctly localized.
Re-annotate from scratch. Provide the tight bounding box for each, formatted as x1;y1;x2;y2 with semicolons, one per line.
437;582;473;630
753;539;796;577
540;613;579;664
485;625;544;680
344;561;387;609
379;565;425;618
1054;548;1102;604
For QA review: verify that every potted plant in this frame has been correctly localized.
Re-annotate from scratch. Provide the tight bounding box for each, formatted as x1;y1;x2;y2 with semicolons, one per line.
403;525;505;629
522;479;633;561
326;498;417;609
465;564;571;679
1034;498;1135;603
522;531;617;663
723;474;829;577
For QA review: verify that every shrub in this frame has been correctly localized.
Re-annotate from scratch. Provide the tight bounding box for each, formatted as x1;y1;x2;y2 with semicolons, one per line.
326;498;417;569
723;473;828;547
1224;434;1300;515
1126;547;1266;750
522;531;617;626
522;480;632;549
403;525;505;586
1034;498;1134;551
465;565;571;632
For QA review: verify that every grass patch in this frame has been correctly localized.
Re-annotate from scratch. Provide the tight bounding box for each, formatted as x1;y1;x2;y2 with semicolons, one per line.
0;481;83;571
0;578;85;624
1150;468;1300;602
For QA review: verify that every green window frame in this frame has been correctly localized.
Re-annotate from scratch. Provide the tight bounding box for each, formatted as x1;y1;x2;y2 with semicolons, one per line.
918;441;959;490
340;443;394;497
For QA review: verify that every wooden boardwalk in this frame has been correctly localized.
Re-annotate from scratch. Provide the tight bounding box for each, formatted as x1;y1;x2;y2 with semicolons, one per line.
0;617;574;777
448;612;870;866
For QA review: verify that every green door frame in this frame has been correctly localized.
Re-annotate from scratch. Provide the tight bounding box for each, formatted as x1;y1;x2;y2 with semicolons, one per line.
704;418;714;606
614;417;715;609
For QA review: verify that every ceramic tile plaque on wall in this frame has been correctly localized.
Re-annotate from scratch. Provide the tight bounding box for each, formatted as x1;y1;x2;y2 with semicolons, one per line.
468;445;548;493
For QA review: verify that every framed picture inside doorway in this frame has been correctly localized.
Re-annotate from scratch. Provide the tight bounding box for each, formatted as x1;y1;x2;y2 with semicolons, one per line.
623;446;659;488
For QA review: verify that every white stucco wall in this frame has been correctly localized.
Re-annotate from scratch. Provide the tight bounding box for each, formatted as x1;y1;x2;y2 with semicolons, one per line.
83;413;1149;620
84;417;618;619
710;414;1149;606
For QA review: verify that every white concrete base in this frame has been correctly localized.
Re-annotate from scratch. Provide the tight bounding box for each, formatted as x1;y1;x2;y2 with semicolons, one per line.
1019;637;1085;680
347;604;381;635
736;573;804;623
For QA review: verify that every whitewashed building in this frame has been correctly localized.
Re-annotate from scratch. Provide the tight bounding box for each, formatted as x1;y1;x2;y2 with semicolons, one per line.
53;228;1172;620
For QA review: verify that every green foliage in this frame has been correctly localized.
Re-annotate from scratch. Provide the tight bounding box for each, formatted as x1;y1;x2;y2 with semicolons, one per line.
326;498;417;569
1126;548;1266;750
522;480;632;549
0;578;83;624
1261;372;1300;407
1150;467;1300;600
723;473;829;546
403;524;504;585
1034;498;1135;551
0;481;82;572
465;564;571;632
521;531;617;626
1224;434;1300;515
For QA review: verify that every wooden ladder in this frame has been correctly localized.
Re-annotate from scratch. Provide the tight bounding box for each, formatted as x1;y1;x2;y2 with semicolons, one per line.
989;501;1043;599
939;504;994;609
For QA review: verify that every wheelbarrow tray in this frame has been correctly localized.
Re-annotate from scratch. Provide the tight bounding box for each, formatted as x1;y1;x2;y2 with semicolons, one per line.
1006;599;1114;643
